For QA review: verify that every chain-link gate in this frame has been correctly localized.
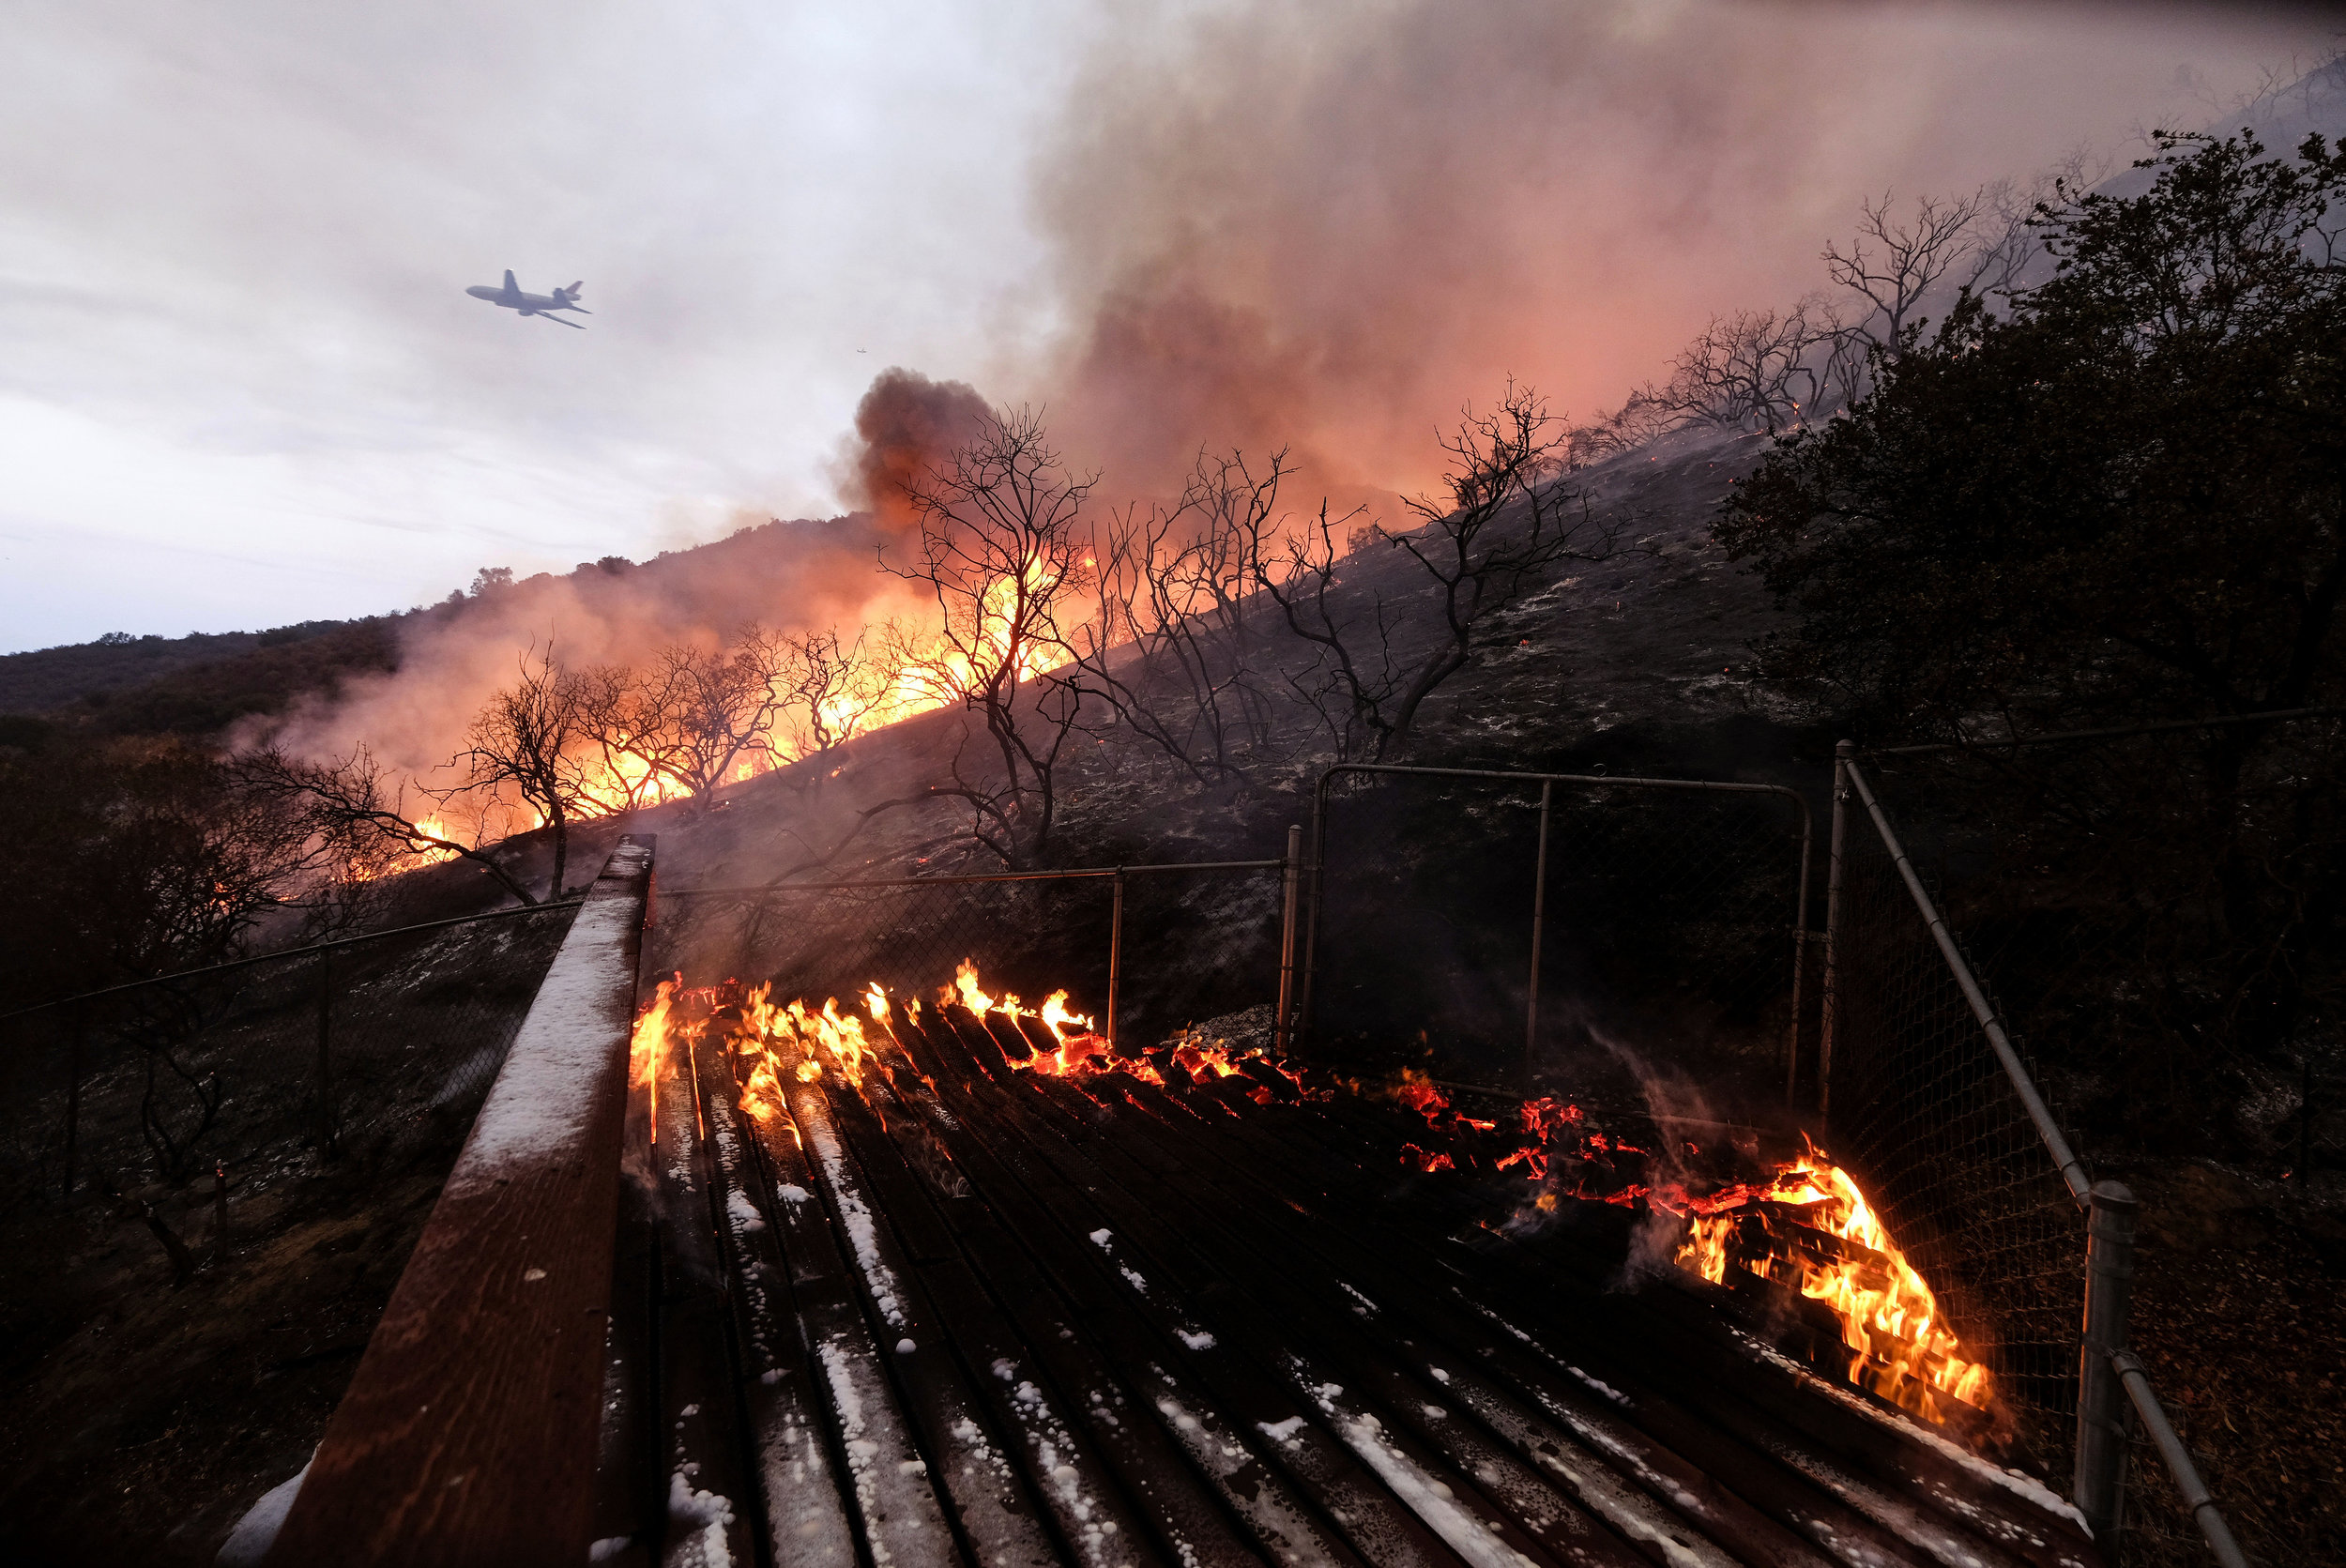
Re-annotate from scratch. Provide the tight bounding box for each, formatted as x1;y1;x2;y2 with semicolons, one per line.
1300;764;1813;1107
1823;754;2092;1477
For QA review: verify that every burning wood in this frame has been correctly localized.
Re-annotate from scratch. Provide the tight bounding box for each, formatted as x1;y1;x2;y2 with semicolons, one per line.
638;961;1998;1439
1652;1146;1995;1424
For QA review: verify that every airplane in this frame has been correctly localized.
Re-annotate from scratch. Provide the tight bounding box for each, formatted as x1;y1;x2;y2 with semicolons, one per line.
465;270;589;327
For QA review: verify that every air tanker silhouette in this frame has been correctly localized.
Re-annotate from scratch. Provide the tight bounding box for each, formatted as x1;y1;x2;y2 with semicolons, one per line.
465;270;589;327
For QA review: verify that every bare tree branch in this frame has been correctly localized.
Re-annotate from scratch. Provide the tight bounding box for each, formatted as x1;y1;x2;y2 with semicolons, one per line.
879;405;1094;865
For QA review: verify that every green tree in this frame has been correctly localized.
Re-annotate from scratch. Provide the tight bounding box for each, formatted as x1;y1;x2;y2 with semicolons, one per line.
1718;127;2346;1087
1719;128;2346;738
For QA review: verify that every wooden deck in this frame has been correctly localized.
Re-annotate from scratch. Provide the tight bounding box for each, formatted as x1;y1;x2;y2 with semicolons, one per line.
263;836;2096;1567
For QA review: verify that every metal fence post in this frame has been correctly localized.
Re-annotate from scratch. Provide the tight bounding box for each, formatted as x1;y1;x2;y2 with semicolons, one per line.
1526;780;1553;1088
315;948;338;1158
1105;871;1125;1045
1785;790;1814;1106
2075;1180;2139;1542
2300;1055;2314;1188
62;1002;84;1200
1818;740;1853;1127
2110;1349;2250;1568
1275;825;1302;1050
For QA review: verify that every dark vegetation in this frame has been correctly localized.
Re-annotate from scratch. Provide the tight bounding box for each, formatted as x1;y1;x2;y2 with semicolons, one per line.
1722;128;2346;1158
0;619;394;729
1714;128;2346;1565
0;909;574;1566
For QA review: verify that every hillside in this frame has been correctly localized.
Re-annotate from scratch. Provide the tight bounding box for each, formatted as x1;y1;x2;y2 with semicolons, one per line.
0;512;878;740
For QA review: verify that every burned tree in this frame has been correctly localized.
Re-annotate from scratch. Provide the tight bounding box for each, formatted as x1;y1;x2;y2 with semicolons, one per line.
772;626;889;789
1823;188;2010;357
580;627;794;810
1260;382;1615;758
440;647;608;898
881;406;1093;865
1067;449;1293;784
235;741;542;906
1635;300;1850;434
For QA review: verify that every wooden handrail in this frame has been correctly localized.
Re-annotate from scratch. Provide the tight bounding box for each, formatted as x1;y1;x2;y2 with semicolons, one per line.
264;836;655;1567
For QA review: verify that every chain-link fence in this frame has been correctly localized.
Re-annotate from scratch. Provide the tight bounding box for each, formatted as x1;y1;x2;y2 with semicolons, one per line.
649;860;1290;1049
0;902;580;1218
1830;714;2344;1560
1870;713;2346;1175
1302;765;1813;1103
1823;757;2089;1476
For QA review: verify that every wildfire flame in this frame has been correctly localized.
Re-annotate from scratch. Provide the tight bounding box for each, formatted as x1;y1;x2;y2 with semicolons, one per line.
1379;1073;1992;1427
1654;1144;1993;1423
632;961;1993;1436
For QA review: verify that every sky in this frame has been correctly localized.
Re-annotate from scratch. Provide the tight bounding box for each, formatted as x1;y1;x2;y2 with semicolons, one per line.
1;0;2335;654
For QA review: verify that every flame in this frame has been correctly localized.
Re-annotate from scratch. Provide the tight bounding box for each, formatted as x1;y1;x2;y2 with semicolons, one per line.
631;976;679;1140
933;959;1157;1083
1372;1078;1993;1430
1653;1144;1993;1423
637;958;1993;1439
718;978;893;1126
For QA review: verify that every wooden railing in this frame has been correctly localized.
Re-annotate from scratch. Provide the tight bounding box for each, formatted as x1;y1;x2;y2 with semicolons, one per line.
264;837;655;1568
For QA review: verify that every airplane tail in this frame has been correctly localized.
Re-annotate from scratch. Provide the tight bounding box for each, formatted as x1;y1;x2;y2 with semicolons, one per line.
503;268;518;293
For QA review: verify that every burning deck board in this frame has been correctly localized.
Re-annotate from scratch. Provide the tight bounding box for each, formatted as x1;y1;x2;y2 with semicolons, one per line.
604;974;2099;1568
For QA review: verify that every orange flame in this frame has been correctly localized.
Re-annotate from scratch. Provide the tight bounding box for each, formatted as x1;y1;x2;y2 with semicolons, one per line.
631;975;679;1140
1655;1144;1992;1423
934;960;1161;1083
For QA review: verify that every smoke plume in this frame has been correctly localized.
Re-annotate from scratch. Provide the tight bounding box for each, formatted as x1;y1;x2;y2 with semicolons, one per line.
843;367;997;537
263;0;2316;784
1022;0;2305;509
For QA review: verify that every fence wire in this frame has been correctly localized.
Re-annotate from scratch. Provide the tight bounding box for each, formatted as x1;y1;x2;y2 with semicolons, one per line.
1843;717;2346;1556
0;904;579;1214
648;866;1287;1049
1308;769;1810;1103
1879;718;2346;1175
1825;770;2088;1476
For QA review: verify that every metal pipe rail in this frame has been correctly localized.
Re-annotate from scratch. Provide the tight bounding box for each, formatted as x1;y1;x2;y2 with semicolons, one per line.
656;860;1287;898
1836;743;2252;1562
2110;1349;2250;1568
1301;762;1813;1084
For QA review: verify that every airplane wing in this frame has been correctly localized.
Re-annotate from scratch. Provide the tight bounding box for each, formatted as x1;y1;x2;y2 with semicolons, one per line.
536;312;586;329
